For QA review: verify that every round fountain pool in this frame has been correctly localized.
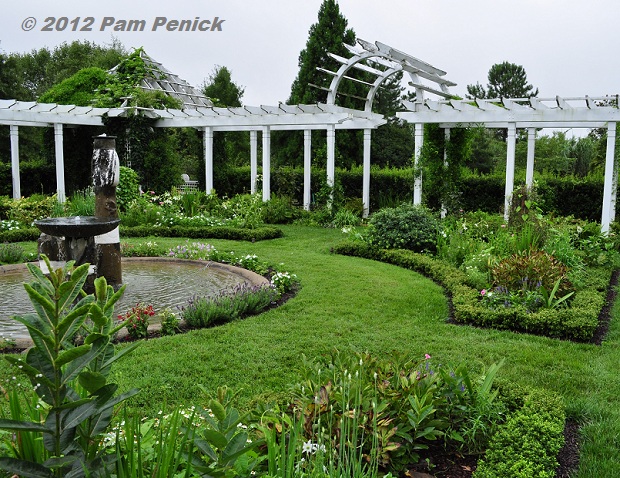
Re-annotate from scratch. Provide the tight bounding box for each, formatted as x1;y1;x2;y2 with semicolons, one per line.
0;258;267;339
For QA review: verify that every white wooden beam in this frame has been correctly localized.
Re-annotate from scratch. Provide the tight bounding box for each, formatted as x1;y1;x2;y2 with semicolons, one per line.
363;129;371;217
9;125;20;199
602;122;617;233
54;123;66;203
250;130;258;194
326;124;336;190
504;124;517;221
262;126;271;201
414;123;424;205
304;130;312;211
526;127;536;188
203;126;214;194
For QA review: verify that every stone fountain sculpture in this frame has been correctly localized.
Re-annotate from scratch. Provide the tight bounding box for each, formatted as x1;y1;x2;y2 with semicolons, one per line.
34;135;122;291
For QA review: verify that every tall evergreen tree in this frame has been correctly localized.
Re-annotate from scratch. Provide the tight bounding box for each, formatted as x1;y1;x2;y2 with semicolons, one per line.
201;66;250;186
466;61;539;99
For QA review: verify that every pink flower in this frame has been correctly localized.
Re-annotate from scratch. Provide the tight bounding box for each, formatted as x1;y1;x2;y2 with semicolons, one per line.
481;289;487;296
424;354;431;360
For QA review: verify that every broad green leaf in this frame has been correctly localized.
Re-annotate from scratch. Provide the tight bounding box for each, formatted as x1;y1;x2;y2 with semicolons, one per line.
57;304;93;344
11;312;52;337
0;457;51;478
100;341;140;370
4;356;55;389
88;304;108;328
103;283;127;314
61;337;109;386
78;371;107;394
0;418;50;433
23;283;56;327
201;428;228;449
26;261;54;295
57;263;90;312
55;344;92;367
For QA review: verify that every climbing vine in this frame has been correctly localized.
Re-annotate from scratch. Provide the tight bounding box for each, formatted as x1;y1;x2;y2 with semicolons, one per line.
417;123;472;213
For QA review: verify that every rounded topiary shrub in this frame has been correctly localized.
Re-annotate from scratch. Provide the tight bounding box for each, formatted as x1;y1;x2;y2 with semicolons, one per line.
367;203;440;252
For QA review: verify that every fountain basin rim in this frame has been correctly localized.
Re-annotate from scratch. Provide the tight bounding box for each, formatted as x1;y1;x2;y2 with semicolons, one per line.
34;216;121;237
1;257;270;351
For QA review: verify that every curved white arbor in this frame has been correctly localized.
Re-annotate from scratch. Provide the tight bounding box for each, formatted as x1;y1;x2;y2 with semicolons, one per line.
316;38;455;215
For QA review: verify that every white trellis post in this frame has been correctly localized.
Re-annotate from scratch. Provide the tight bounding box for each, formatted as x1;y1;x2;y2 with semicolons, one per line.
54;124;66;203
9;125;20;199
362;128;371;217
504;123;517;221
526;127;536;188
414;123;424;205
601;122;617;233
304;129;312;210
203;126;214;194
326;124;336;189
441;128;450;218
262;126;271;201
250;130;258;194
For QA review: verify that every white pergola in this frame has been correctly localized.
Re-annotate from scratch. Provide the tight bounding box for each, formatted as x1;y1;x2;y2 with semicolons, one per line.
0;99;385;207
2;43;618;229
319;39;620;231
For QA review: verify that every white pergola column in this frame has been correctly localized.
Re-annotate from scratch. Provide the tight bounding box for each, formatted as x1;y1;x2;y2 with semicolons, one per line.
326;124;335;188
526;127;536;188
262;126;271;201
303;129;312;210
441;128;450;218
601;122;617;233
414;123;424;205
9;125;20;199
504;123;517;221
203;126;214;194
54;123;66;203
362;128;371;217
250;130;258;194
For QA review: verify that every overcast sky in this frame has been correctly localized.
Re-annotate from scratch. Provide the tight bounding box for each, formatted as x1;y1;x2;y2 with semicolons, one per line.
1;0;618;108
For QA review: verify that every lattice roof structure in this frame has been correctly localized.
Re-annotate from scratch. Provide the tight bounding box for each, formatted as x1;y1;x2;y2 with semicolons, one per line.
109;49;214;109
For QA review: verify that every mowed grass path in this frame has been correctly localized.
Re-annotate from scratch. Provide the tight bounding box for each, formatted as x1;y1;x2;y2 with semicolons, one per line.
5;225;620;476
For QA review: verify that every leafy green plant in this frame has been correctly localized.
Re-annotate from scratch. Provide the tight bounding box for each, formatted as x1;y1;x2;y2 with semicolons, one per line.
539;278;575;309
0;256;140;477
158;308;180;336
66;188;95;217
120;303;154;340
491;250;572;297
367;203;441;253
181;283;277;328
0;242;25;264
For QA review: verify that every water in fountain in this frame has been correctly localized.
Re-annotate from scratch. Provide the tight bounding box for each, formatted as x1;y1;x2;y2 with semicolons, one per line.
0;259;252;339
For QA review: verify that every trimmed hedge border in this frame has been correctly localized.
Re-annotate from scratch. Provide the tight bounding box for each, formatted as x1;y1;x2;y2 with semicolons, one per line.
474;385;566;478
333;241;607;342
119;225;283;241
0;225;283;243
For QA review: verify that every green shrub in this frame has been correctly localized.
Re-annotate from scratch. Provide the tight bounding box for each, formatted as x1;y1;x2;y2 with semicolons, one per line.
491;250;572;296
0;243;24;264
7;194;57;225
119;224;283;241
0;227;40;243
367;203;440;253
474;389;565;478
261;195;296;224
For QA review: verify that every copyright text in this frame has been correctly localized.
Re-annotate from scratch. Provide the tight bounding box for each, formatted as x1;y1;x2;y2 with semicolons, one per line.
21;16;226;32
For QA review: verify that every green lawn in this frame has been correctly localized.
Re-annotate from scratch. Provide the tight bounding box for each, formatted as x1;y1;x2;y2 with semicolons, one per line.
4;224;620;476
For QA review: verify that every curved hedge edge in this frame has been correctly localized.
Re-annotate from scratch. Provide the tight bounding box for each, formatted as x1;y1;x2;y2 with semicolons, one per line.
119;225;284;241
333;240;605;342
474;386;566;478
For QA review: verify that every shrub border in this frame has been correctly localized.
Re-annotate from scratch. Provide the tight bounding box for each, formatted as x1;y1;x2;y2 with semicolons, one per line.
0;225;283;244
333;241;607;342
